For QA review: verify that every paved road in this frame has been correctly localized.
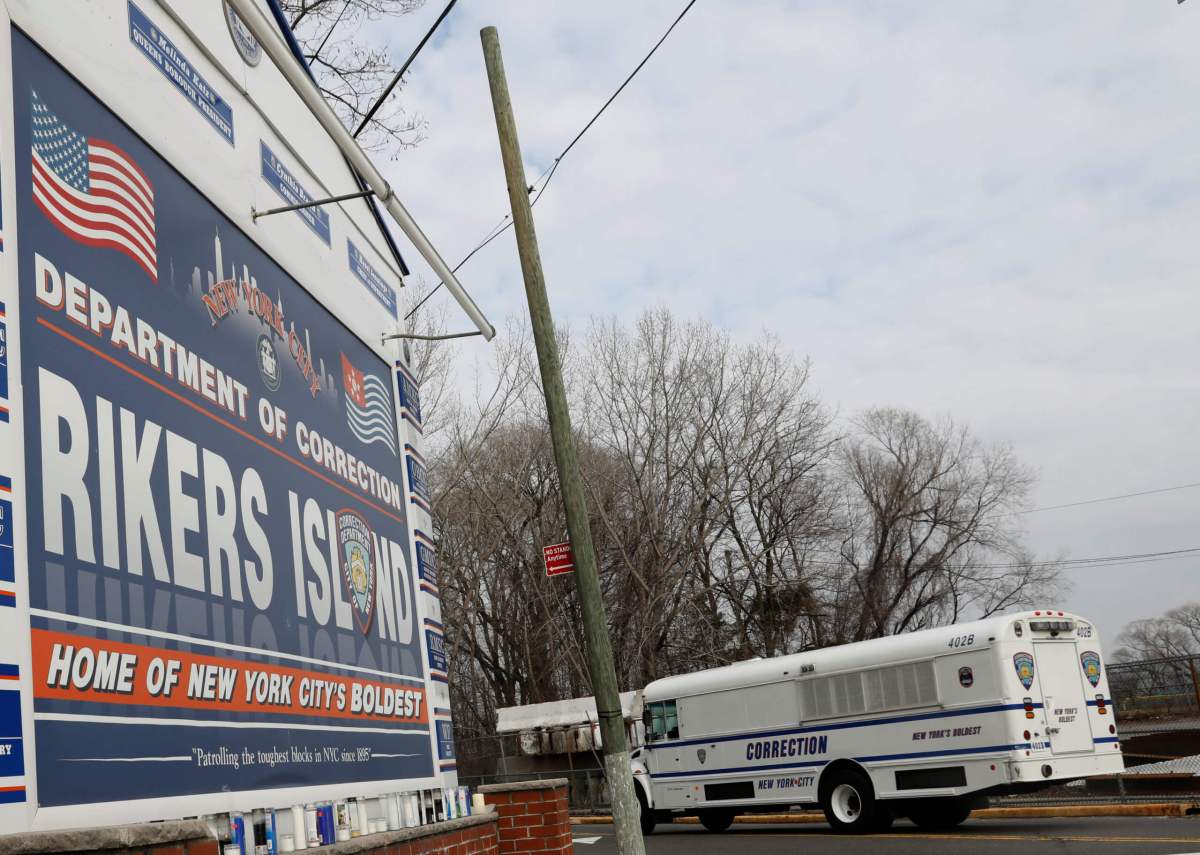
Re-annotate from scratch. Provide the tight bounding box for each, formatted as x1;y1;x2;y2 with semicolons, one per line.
571;817;1200;854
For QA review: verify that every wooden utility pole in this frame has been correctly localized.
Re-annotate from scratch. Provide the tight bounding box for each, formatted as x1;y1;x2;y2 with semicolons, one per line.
480;26;647;855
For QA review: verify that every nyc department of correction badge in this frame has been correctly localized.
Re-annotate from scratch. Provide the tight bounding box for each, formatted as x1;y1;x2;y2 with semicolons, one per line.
337;508;377;634
1013;652;1035;690
1080;651;1102;688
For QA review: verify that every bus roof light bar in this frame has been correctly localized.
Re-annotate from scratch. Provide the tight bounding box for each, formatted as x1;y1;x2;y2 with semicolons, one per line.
226;0;497;342
252;188;377;221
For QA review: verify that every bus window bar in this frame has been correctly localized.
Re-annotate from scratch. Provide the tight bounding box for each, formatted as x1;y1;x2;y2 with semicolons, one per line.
251;188;377;220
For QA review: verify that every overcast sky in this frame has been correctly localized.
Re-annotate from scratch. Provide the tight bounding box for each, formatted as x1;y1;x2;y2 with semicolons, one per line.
364;1;1199;645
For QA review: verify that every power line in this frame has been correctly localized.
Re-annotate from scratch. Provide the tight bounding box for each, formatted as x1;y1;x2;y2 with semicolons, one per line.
406;0;698;321
703;547;1200;577
553;0;698;167
1021;481;1200;514
312;0;352;59
354;0;459;139
679;548;1200;598
817;546;1200;572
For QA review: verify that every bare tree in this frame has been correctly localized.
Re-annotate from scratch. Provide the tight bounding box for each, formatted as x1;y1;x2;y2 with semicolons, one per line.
428;311;1064;763
277;0;428;153
1114;604;1200;660
394;280;453;434
831;408;1059;641
692;338;838;661
579;311;726;687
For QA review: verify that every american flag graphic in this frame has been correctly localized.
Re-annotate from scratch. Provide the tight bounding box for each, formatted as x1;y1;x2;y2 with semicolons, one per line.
31;89;157;281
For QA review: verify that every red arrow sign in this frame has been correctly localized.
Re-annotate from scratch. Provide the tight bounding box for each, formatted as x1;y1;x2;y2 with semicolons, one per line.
543;541;575;577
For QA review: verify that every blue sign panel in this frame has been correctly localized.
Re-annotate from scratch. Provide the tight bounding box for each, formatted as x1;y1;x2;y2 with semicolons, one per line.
406;453;431;505
13;32;431;807
128;2;234;145
0;738;24;778
415;540;438;587
0;303;8;423
260;142;331;246
348;240;397;319
396;366;421;424
425;628;447;678
0;485;13;590
0;683;19;733
435;719;455;760
0;680;22;784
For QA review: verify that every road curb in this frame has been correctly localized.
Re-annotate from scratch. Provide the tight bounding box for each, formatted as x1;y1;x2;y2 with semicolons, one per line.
571;803;1197;825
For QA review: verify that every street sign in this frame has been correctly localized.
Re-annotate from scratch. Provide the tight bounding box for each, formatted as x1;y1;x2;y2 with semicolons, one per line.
543;541;576;577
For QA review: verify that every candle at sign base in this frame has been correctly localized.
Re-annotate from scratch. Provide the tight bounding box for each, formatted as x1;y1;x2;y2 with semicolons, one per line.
290;805;307;851
356;797;370;836
386;793;400;830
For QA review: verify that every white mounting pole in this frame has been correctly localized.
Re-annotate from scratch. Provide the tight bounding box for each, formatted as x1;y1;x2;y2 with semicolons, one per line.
226;0;496;341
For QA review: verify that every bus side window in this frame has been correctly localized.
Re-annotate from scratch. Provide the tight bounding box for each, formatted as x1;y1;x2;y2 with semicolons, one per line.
664;700;679;739
645;701;678;741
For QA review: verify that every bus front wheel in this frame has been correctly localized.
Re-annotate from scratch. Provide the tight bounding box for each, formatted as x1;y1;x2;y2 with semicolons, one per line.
698;809;736;832
635;784;656;835
819;767;888;834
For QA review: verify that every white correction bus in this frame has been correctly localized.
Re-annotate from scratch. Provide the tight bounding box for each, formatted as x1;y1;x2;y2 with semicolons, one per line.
631;610;1122;834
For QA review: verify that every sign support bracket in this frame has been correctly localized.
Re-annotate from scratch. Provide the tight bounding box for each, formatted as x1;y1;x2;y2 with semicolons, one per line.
381;330;483;343
251;188;377;220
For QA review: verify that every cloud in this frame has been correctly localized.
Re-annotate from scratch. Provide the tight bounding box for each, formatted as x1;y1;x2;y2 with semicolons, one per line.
374;0;1200;637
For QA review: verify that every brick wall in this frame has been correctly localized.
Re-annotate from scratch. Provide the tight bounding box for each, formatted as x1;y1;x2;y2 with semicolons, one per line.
478;779;572;855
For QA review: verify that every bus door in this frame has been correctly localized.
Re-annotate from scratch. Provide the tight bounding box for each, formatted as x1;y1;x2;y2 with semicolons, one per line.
1033;642;1092;754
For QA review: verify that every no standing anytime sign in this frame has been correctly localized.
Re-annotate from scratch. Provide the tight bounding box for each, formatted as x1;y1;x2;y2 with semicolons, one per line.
543;541;575;577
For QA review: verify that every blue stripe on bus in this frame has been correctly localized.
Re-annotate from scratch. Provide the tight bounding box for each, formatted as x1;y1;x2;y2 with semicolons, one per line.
1085;699;1112;707
651;759;826;779
1093;737;1119;744
647;702;1045;751
649;742;1035;780
853;742;1033;764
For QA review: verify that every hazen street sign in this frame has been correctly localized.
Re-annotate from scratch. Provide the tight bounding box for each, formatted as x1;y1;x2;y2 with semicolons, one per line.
543;541;576;577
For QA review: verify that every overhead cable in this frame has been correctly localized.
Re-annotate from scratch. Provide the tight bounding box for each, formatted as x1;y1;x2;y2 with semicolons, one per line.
406;0;698;320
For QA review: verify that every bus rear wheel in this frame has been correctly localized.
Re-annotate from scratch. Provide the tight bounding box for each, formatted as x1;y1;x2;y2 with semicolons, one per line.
698;808;736;832
820;767;887;834
906;797;973;831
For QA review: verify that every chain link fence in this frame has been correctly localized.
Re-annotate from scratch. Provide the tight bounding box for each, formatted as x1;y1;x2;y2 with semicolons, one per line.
1110;655;1200;734
455;731;616;811
456;654;1200;811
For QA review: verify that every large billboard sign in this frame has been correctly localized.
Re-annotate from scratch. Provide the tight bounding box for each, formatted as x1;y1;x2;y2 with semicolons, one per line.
2;23;437;821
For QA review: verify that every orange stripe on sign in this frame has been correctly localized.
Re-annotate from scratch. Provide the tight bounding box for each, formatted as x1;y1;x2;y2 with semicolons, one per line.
30;629;427;726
